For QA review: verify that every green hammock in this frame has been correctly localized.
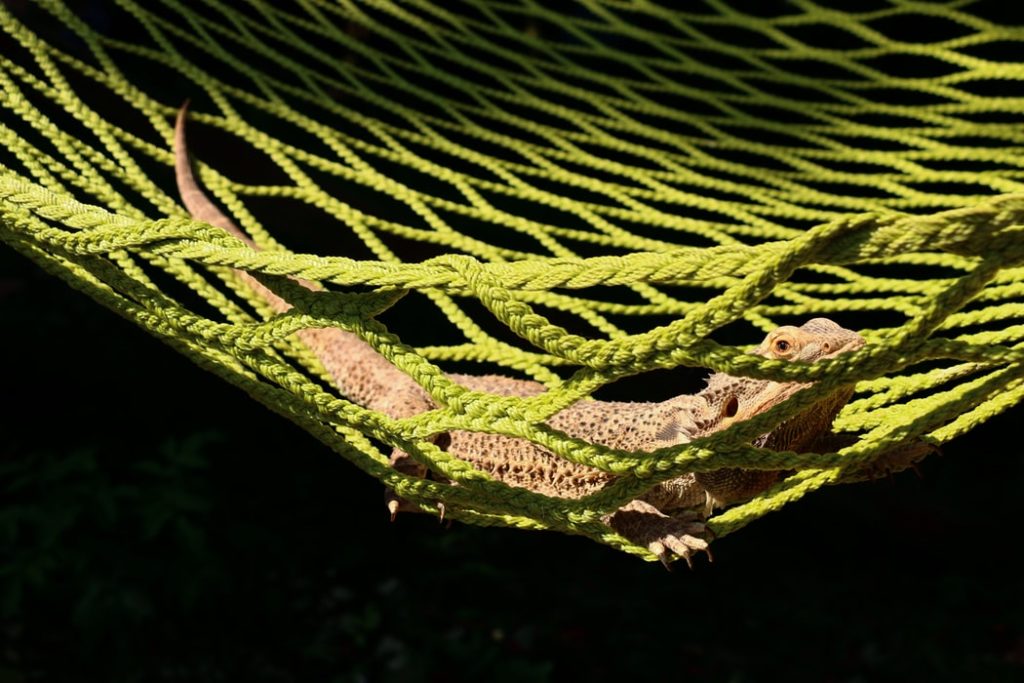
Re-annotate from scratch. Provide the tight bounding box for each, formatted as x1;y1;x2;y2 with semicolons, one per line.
2;1;1023;561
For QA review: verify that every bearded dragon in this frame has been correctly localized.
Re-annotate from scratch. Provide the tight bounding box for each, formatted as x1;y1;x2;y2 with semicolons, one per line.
173;104;868;567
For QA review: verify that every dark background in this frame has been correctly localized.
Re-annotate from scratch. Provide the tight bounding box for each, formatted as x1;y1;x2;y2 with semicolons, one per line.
3;2;1024;681
4;246;1022;680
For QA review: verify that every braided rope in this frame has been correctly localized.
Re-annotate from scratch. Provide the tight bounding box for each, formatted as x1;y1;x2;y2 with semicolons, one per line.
2;1;1024;559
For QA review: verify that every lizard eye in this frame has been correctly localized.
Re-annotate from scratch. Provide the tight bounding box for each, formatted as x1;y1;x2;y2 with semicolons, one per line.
773;337;793;355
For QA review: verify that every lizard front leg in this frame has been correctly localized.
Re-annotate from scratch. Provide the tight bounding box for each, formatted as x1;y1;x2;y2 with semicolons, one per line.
605;499;710;569
536;398;714;567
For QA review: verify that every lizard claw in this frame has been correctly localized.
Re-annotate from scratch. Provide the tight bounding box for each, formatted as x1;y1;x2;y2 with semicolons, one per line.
606;500;711;569
385;445;431;523
385;495;449;525
650;542;674;571
649;527;708;570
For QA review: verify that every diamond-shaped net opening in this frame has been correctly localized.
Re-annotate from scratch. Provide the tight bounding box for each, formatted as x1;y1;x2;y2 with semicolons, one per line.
2;2;1023;560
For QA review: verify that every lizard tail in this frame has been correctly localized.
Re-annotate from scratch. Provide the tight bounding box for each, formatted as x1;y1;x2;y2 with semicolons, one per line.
174;101;298;317
174;101;256;248
172;101;433;416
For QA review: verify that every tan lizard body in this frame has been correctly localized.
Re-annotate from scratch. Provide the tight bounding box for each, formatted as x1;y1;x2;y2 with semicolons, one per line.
174;104;866;566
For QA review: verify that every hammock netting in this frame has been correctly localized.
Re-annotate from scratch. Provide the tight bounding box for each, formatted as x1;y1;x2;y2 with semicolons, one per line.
2;1;1023;561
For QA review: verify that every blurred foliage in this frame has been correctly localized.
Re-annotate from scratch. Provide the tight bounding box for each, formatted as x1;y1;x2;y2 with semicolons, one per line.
0;434;218;622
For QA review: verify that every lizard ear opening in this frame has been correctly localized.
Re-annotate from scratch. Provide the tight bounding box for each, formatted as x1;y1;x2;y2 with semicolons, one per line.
722;395;739;419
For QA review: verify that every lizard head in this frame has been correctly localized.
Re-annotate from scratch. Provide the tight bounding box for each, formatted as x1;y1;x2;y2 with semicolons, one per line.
699;318;865;449
693;319;865;508
751;317;866;366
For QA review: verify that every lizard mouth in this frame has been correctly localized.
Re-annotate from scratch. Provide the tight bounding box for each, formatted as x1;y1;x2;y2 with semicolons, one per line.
804;332;866;362
828;334;866;356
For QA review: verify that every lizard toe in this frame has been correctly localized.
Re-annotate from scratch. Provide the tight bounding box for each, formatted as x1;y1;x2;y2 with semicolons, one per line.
607;500;712;568
649;541;672;571
659;531;709;569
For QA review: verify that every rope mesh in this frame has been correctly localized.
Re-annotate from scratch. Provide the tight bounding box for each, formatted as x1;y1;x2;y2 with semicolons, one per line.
2;1;1023;560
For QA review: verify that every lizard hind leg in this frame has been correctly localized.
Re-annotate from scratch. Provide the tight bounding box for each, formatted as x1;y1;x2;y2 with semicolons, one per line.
385;432;451;523
385;447;427;521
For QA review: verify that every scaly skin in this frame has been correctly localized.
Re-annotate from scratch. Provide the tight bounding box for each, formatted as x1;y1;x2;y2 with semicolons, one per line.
174;104;867;566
